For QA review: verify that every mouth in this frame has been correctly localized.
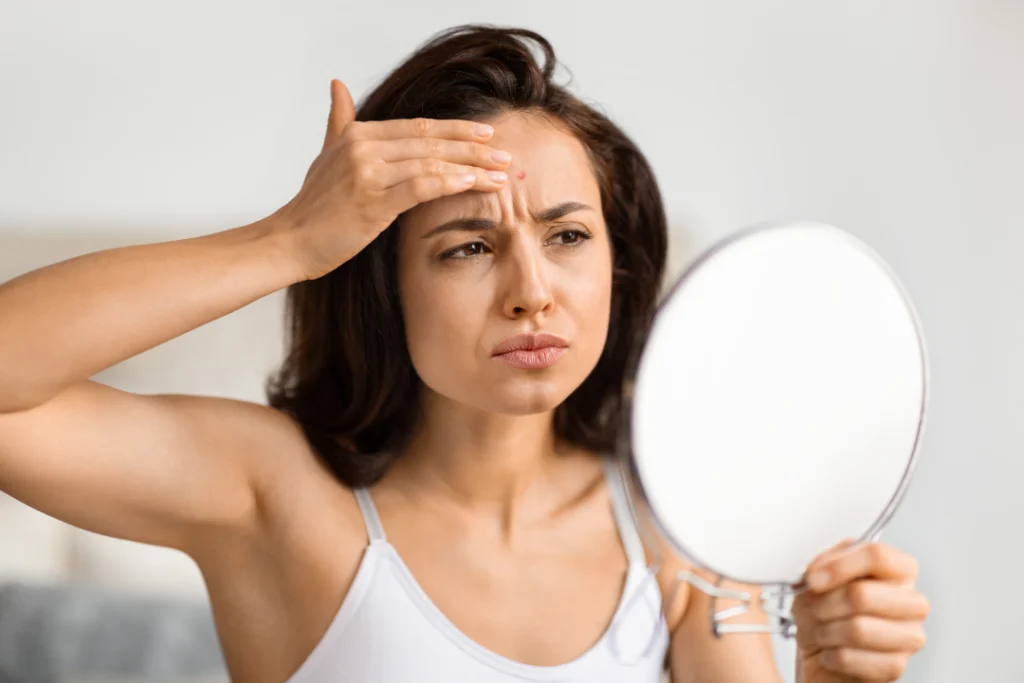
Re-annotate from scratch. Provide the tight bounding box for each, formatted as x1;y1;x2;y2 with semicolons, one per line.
491;332;570;369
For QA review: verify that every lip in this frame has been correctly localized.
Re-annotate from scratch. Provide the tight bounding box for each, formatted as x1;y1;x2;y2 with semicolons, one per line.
491;332;570;356
493;346;568;369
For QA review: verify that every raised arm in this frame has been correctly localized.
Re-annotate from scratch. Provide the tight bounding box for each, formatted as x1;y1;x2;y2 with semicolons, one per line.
0;78;513;557
0;218;303;552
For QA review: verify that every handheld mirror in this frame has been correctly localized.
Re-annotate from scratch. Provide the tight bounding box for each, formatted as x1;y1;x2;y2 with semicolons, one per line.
620;221;928;638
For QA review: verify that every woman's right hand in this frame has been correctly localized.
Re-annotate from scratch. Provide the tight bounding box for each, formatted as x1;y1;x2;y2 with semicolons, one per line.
274;79;512;280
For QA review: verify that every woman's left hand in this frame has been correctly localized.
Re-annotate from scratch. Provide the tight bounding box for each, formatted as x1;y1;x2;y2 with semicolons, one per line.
791;540;930;682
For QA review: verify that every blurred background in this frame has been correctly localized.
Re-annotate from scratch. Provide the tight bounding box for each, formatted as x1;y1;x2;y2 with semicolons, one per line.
0;1;1021;682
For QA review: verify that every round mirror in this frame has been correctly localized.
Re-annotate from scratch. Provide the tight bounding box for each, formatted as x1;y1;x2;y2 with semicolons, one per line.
624;221;927;616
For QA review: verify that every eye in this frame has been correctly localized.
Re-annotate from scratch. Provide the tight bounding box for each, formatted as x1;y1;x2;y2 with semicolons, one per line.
440;241;491;260
548;228;592;247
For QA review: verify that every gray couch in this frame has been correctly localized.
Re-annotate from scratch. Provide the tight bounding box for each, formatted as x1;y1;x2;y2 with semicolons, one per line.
0;582;227;683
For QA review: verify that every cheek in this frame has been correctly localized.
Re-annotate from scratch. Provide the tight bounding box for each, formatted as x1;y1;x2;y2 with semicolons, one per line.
567;244;614;323
577;275;614;354
589;248;615;357
399;264;491;372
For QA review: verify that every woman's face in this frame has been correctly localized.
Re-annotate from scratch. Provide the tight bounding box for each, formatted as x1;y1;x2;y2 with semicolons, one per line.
397;111;613;416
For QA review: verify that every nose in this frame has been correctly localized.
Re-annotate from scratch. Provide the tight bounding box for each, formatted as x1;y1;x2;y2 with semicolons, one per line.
501;233;554;320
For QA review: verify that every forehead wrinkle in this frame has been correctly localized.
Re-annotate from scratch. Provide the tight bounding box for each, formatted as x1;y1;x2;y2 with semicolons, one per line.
442;183;538;233
509;173;531;222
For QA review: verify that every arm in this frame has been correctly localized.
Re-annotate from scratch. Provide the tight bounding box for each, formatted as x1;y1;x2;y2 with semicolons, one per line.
666;568;784;683
630;497;784;683
0;217;302;553
0;78;511;560
663;537;928;683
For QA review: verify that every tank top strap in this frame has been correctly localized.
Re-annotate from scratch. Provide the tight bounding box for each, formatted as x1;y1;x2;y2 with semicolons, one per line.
602;458;647;567
354;488;387;543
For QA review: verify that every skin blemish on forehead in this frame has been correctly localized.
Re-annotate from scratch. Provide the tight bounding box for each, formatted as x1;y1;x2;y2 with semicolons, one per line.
516;170;526;180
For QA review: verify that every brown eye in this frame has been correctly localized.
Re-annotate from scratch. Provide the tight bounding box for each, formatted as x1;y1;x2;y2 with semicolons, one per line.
550;229;592;247
441;241;490;260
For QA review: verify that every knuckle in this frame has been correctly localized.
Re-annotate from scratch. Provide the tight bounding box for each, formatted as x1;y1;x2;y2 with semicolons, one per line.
341;120;364;141
887;655;909;680
920;594;932;618
912;627;927;651
423;137;444;159
341;140;368;167
414;118;433;136
847;616;871;643
476;142;494;162
847;581;871;611
420;158;444;176
832;647;854;669
355;164;379;187
807;603;828;625
868;542;887;564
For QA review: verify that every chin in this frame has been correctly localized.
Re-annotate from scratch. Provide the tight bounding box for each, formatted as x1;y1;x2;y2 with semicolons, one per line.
417;352;602;416
480;377;579;415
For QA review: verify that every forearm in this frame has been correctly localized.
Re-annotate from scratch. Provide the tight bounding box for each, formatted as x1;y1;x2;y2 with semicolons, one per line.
0;214;301;413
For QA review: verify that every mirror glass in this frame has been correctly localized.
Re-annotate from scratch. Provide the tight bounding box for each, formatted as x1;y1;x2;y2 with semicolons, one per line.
628;221;927;586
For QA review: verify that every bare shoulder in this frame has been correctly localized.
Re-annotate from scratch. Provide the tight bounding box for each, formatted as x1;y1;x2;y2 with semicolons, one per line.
0;381;357;553
622;491;694;633
177;396;368;567
627;492;779;680
171;398;373;683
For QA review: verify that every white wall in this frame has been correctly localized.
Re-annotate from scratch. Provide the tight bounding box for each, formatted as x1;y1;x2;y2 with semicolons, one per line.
1;1;1021;681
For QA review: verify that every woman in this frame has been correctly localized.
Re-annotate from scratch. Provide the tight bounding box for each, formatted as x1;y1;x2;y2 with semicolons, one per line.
0;25;928;683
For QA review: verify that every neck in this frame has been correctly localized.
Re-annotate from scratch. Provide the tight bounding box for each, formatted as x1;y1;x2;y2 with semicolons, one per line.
386;387;593;532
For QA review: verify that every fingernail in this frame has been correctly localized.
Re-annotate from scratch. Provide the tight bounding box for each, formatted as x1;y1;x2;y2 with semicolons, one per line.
488;171;507;183
808;570;831;591
474;123;494;137
491;150;512;163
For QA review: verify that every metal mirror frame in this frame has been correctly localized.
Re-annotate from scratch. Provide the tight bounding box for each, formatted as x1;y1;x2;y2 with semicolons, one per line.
615;221;930;638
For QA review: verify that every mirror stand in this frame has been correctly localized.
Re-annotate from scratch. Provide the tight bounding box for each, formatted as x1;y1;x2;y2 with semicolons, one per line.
676;570;800;638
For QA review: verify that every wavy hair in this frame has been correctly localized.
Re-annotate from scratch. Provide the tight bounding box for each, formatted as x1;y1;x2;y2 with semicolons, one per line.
266;24;668;486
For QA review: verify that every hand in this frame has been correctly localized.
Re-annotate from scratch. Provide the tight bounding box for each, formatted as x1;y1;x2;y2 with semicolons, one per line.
274;79;512;280
792;540;929;682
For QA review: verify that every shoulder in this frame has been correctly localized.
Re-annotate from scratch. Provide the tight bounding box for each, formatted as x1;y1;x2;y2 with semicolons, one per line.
639;509;695;633
190;398;369;565
628;495;780;679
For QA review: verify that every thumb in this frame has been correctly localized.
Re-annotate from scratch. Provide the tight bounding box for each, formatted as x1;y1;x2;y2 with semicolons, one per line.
322;79;356;151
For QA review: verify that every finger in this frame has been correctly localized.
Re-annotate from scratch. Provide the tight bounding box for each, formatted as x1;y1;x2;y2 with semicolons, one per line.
811;648;911;681
374;159;507;190
806;538;858;569
811;579;931;622
806;542;919;594
354;117;495;142
814;615;927;652
322;79;356;152
382;171;500;215
371;137;511;169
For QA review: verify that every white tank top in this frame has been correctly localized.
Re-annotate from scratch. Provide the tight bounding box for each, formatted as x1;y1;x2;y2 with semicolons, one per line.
285;458;670;683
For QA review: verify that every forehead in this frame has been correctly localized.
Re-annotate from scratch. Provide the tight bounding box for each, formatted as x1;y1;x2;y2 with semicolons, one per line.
402;111;602;232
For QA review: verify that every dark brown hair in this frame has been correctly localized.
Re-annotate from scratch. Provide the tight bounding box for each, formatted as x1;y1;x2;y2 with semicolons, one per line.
266;24;668;486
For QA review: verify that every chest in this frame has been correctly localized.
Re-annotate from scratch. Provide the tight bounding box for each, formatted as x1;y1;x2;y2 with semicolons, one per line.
385;525;632;666
321;542;669;683
198;477;665;682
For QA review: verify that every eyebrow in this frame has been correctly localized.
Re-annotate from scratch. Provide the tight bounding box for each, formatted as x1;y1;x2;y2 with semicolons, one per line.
421;201;596;239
